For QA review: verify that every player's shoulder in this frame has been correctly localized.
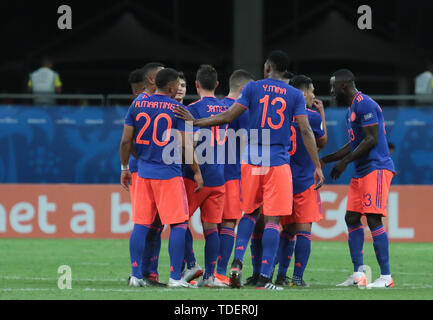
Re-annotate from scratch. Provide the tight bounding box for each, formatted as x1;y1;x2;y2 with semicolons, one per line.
187;98;203;108
355;92;379;112
306;108;320;120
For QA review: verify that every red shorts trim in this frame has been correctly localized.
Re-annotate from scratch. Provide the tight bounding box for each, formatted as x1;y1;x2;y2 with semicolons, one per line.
240;164;293;216
281;184;323;225
133;176;189;225
346;169;394;216
183;178;225;224
223;179;242;220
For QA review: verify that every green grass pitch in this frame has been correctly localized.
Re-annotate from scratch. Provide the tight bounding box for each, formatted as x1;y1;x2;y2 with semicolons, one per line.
0;239;432;300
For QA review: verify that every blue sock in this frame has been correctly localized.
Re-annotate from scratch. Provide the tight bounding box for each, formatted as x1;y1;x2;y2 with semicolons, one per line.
250;231;263;275
347;224;365;272
371;225;391;275
233;214;258;262
217;227;235;276
277;230;296;277
168;222;188;280
184;227;196;269
260;223;280;279
129;224;150;279
292;231;311;281
141;224;160;276
204;228;219;279
149;226;163;277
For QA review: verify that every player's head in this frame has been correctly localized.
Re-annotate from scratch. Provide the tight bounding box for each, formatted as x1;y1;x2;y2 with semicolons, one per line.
195;64;219;94
175;71;187;103
142;62;165;94
264;50;290;78
128;68;146;96
41;58;53;69
229;69;254;96
155;68;180;99
330;69;356;105
282;71;294;84
291;75;315;108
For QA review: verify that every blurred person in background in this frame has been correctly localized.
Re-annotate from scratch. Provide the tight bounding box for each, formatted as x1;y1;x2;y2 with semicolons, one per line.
28;58;62;105
414;60;433;105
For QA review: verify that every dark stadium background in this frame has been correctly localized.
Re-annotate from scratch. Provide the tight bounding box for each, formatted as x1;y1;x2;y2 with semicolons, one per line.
1;0;432;97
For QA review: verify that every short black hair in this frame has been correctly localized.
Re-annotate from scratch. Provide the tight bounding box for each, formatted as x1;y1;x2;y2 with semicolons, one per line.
283;71;294;80
142;62;164;82
388;142;395;150
291;75;313;91
155;68;179;89
178;71;186;83
128;68;145;84
267;50;290;72
229;69;254;91
196;64;218;90
332;69;355;83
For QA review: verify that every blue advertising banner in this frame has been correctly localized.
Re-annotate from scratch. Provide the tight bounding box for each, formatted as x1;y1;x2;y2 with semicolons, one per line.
1;105;432;184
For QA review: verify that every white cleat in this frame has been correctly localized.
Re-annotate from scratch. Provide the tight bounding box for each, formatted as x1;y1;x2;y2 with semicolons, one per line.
182;263;204;283
168;278;198;288
197;275;228;288
127;276;149;287
367;276;394;289
336;272;368;288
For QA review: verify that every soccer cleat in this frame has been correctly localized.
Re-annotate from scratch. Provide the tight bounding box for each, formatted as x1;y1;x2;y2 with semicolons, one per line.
214;272;230;286
229;259;243;289
290;278;310;288
255;275;283;291
366;276;394;289
144;273;167;287
127;275;149;287
168;278;198;288
244;274;259;286
336;272;368;287
197;275;228;288
275;275;292;286
181;263;203;283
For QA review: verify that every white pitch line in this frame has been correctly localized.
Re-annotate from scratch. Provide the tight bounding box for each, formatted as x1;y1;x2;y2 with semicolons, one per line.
0;276;127;282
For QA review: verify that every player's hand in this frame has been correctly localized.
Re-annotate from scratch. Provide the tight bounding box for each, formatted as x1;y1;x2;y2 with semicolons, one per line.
121;170;132;191
312;99;324;112
330;160;347;180
193;172;204;193
313;167;325;190
174;105;195;123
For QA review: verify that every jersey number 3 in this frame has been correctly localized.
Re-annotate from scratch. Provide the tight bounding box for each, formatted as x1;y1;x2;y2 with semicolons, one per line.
260;95;286;129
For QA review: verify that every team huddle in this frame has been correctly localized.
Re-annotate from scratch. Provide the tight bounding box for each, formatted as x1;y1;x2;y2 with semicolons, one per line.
119;50;395;290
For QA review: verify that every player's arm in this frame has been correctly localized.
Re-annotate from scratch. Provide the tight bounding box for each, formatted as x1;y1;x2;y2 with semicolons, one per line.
330;124;378;180
119;125;134;190
174;103;246;127
313;99;328;150
320;142;351;168
179;130;203;192
296;115;325;189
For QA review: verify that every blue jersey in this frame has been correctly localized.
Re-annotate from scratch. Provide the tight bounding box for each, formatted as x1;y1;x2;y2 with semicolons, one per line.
236;79;307;166
124;93;188;180
289;109;325;194
183;96;228;187
128;91;150;173
221;96;249;181
346;92;395;178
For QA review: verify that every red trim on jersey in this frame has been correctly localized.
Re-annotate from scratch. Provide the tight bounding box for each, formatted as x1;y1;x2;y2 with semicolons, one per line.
350;91;362;108
236;102;248;109
361;122;379;127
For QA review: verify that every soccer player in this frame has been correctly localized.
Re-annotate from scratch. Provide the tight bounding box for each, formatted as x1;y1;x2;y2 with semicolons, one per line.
181;65;228;287
175;71;187;104
321;69;395;288
120;68;203;288
127;63;167;286
174;50;325;290
275;75;328;287
215;69;254;285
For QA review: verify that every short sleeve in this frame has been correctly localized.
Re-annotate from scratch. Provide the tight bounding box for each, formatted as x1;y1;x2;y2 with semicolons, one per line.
357;100;379;127
124;104;135;127
293;90;308;117
235;81;254;109
308;111;325;139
